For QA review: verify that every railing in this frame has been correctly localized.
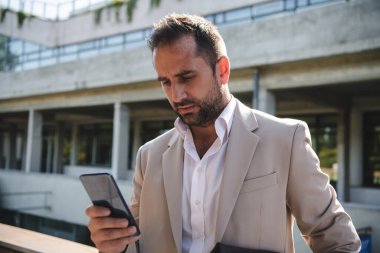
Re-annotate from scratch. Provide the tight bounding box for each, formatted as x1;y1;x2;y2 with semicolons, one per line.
0;0;348;72
0;0;112;21
0;223;97;253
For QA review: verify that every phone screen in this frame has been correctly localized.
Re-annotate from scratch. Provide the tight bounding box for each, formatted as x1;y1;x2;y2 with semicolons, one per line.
80;173;140;236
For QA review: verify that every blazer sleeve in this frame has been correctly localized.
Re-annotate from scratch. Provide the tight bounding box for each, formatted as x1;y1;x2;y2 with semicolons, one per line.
130;147;144;224
286;121;361;253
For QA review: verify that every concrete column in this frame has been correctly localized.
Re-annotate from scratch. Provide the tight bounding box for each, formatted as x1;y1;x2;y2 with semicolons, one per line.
9;125;17;169
0;131;3;168
53;123;64;174
25;109;43;172
112;103;130;180
21;128;27;171
91;136;97;165
258;87;276;115
349;108;362;186
337;108;350;202
3;131;10;169
45;135;54;173
70;124;78;166
131;120;142;170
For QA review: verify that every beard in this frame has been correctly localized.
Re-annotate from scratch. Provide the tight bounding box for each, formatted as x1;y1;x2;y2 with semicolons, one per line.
173;78;225;127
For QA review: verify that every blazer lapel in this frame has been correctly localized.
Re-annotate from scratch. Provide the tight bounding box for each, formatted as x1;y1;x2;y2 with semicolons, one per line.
162;132;184;253
215;101;261;242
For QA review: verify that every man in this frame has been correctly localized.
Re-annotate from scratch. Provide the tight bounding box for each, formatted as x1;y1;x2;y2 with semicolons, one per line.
86;14;361;253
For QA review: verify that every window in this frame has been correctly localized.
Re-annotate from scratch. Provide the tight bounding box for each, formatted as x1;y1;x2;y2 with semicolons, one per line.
0;126;25;170
0;130;5;169
41;126;55;173
77;123;112;167
290;115;338;187
141;120;174;145
363;112;380;187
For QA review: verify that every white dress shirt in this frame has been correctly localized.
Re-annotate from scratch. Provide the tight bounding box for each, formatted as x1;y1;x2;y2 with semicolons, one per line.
175;98;236;253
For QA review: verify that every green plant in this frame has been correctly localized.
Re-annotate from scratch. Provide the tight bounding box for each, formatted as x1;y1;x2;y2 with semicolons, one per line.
0;8;35;28
0;8;9;23
16;11;27;28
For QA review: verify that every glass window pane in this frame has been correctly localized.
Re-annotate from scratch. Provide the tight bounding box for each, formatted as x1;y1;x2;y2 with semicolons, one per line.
106;34;123;46
59;53;77;63
214;13;224;24
79;49;98;59
363;112;380;187
99;45;122;54
253;1;284;17
23;60;39;70
310;0;330;4
79;41;96;51
141;120;174;145
27;52;40;61
9;40;23;56
77;123;112;167
225;7;251;23
40;57;57;67
40;48;55;59
297;0;309;7
285;0;297;10
126;31;143;43
62;44;78;54
24;41;40;53
125;40;145;49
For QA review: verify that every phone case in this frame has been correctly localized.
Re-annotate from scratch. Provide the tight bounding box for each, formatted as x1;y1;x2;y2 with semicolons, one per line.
80;173;140;236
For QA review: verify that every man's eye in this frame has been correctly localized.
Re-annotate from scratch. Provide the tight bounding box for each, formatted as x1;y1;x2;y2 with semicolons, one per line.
161;80;170;86
181;76;193;82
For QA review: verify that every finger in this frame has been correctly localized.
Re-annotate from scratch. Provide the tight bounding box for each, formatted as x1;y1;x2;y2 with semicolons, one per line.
91;226;138;242
86;205;111;218
95;234;141;253
88;217;129;232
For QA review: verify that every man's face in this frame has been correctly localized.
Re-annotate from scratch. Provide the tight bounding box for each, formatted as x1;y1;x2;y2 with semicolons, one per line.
153;36;225;127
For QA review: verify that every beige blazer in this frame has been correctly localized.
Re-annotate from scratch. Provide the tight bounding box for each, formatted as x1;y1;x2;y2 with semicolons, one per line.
127;100;360;253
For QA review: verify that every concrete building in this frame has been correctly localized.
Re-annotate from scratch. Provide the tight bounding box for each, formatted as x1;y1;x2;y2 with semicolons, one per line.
0;0;379;252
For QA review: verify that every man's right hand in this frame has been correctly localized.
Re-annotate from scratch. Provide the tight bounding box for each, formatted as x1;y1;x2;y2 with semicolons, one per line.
86;205;141;253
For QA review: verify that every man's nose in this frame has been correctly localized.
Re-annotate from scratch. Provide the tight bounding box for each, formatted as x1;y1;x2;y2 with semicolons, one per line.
171;83;187;103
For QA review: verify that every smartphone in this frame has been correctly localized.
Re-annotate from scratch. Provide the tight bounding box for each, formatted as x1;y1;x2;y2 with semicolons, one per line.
80;173;140;236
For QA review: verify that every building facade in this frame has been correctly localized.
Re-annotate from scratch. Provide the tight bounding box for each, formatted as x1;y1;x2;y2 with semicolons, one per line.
0;0;380;252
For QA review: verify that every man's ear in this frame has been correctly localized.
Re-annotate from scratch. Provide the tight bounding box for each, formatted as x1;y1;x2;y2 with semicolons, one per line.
216;56;230;85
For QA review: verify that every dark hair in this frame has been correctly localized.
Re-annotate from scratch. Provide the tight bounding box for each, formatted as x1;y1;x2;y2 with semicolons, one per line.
148;13;226;71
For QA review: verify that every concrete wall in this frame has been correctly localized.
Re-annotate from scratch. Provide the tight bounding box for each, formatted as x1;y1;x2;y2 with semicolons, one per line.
0;0;268;47
0;170;133;225
1;0;380;101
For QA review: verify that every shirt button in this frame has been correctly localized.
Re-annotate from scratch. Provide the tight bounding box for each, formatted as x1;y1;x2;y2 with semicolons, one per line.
195;200;200;205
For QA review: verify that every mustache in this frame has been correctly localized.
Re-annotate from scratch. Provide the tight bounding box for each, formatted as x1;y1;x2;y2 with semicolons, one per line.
173;99;196;108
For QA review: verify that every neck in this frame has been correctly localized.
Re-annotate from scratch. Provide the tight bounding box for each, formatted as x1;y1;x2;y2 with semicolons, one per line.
190;123;217;159
189;94;232;158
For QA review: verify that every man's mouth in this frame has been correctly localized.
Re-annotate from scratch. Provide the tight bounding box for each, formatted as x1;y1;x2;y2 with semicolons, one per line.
176;104;196;115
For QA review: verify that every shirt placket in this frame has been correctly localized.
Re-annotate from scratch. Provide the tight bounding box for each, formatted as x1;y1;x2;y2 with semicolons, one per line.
189;159;206;253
